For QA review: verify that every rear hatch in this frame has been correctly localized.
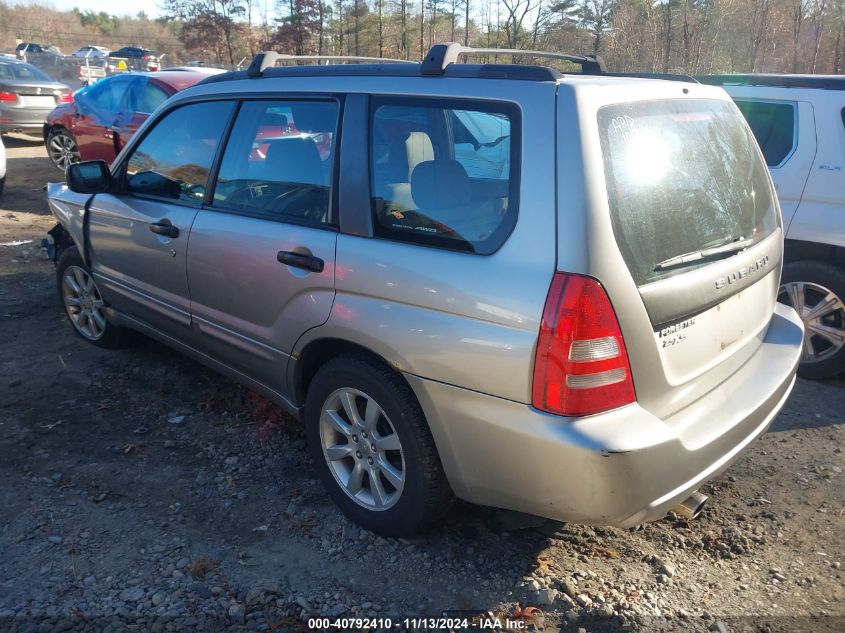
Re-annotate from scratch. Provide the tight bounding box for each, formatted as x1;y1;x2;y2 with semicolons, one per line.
584;91;783;420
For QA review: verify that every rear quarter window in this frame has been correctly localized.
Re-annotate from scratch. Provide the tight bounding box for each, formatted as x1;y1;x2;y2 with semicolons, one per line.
598;99;778;286
733;99;797;167
369;98;520;255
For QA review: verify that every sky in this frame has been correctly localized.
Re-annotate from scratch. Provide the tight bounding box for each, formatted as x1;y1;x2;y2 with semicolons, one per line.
22;0;165;18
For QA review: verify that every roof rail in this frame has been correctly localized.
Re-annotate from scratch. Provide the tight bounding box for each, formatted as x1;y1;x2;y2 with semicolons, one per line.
605;71;699;83
697;73;845;91
421;42;607;76
246;51;416;78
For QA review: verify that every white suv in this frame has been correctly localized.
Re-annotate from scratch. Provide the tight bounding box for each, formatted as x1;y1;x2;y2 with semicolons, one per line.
702;75;845;379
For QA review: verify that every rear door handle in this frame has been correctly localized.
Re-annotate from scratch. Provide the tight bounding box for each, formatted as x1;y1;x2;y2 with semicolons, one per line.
149;220;179;238
277;250;324;273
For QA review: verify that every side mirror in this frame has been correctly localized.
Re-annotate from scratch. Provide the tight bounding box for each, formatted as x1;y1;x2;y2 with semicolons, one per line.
66;160;112;194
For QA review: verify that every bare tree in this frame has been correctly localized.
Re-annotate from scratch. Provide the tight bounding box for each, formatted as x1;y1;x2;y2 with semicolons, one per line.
789;0;813;71
464;0;471;44
809;0;828;72
502;0;534;47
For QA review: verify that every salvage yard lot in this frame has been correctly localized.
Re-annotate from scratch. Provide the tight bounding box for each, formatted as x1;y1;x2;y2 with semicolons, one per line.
0;135;843;632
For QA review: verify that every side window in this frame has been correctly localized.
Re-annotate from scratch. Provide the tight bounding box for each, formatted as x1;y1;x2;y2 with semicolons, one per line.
212;100;338;226
734;99;797;167
85;77;131;113
126;77;168;114
124;101;234;203
370;99;519;254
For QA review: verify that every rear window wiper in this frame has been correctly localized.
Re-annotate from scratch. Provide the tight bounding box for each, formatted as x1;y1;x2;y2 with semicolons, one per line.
653;236;755;272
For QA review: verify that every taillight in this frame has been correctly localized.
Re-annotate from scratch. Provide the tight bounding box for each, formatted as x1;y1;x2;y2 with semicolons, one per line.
0;91;18;102
58;92;73;104
143;54;151;60
532;272;635;417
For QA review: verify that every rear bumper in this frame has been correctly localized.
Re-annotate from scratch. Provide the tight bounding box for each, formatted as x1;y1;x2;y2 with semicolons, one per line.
0;106;51;132
408;303;803;526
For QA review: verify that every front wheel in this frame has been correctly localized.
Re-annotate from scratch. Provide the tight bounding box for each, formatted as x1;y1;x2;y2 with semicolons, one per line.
304;355;453;536
47;128;80;171
57;247;127;348
778;261;845;379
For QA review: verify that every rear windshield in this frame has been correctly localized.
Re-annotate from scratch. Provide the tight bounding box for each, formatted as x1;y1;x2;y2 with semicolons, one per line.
598;99;777;286
0;61;53;82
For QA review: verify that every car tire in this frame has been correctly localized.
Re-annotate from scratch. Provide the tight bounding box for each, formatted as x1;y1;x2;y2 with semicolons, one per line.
56;246;128;349
47;128;81;171
779;260;845;379
304;355;454;536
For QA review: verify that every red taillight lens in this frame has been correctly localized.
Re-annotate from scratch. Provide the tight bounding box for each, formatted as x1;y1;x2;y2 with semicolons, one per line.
532;272;636;417
143;54;151;60
0;91;18;102
56;92;73;104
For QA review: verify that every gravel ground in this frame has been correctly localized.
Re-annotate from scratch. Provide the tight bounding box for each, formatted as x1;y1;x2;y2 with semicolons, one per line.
0;135;843;632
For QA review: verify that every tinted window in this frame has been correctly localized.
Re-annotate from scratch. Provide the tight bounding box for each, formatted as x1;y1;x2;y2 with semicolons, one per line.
125;101;234;203
598;99;777;286
213;100;338;225
370;99;519;254
734;99;796;167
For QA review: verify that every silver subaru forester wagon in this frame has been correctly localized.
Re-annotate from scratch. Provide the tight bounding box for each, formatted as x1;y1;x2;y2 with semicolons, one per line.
47;44;804;536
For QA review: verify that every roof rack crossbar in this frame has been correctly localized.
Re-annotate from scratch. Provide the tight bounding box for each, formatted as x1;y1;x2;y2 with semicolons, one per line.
421;42;607;76
247;51;416;77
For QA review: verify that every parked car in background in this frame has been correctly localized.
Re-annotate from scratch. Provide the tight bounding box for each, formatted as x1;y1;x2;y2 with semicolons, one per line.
160;66;227;75
14;43;79;83
15;43;63;59
0;58;72;135
44;71;208;169
46;45;803;536
0;134;6;195
72;45;110;59
108;47;160;72
77;60;107;86
701;74;845;379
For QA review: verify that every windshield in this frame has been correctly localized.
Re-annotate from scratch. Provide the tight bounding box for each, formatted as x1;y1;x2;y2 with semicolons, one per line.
0;61;54;82
598;99;778;286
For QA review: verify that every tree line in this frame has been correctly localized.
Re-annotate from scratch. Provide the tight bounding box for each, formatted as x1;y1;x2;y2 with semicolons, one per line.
1;0;844;74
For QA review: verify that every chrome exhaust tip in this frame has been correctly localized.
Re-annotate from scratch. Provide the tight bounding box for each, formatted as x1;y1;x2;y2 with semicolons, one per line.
671;491;708;520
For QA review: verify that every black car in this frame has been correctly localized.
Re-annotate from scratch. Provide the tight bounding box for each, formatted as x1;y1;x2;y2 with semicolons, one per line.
15;43;62;59
108;47;160;71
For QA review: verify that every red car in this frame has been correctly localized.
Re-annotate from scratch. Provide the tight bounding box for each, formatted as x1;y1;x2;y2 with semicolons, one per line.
44;71;208;170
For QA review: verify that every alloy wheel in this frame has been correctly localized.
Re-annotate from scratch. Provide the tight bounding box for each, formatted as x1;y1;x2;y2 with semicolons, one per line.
319;387;406;511
62;265;107;341
779;281;845;364
49;132;80;170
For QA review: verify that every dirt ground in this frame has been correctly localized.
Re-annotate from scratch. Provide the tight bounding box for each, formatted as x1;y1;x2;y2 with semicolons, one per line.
0;134;843;632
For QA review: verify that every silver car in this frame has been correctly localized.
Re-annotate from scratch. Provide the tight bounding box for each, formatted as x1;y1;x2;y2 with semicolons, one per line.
46;44;804;536
0;58;72;134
